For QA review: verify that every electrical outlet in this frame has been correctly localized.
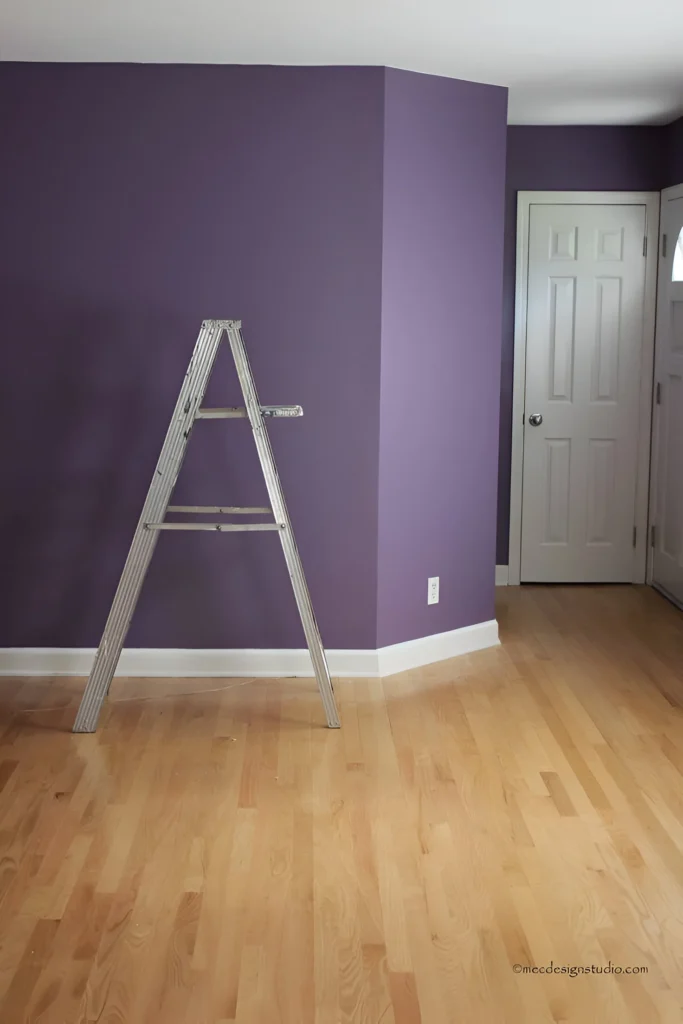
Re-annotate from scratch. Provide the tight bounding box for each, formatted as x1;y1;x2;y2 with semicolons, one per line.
428;576;439;605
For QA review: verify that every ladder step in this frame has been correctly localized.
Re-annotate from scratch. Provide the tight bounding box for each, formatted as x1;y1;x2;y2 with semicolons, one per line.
146;522;285;532
167;505;272;515
197;405;303;419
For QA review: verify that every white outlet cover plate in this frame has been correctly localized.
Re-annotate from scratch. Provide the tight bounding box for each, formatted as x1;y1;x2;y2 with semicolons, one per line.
428;577;439;605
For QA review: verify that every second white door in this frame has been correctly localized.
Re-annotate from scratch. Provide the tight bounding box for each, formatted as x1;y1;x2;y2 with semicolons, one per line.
651;191;683;607
521;203;648;582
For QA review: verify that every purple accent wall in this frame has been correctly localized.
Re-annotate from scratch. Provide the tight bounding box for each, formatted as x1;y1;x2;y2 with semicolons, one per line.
0;63;385;649
377;69;507;646
497;126;665;563
2;63;675;647
665;116;683;187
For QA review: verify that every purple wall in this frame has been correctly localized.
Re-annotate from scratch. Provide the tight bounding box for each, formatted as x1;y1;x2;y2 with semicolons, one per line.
665;116;683;187
377;69;507;646
497;126;665;562
0;63;385;649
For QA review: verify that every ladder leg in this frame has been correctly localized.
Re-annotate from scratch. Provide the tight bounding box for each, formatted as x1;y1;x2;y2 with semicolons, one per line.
277;527;341;728
73;322;225;733
225;324;341;728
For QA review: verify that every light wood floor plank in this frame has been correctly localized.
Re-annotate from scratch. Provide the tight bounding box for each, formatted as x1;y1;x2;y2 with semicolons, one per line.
0;584;682;1022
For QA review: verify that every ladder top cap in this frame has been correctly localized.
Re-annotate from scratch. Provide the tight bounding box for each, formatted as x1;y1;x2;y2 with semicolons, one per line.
203;318;242;329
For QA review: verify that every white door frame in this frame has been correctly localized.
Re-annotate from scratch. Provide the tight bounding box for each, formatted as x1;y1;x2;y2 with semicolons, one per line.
647;182;683;589
508;190;660;586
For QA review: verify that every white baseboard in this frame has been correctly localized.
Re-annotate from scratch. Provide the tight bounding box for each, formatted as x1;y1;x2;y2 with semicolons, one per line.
377;619;499;677
0;647;377;679
495;564;509;586
0;619;499;680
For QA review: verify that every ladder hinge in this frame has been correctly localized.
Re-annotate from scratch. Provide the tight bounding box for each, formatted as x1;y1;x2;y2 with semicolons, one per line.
656;381;662;405
633;526;637;547
651;524;656;548
643;236;647;258
662;234;668;258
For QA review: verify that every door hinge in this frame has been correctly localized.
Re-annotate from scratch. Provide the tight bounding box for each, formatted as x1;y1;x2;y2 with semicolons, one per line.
651;524;656;548
643;236;647;258
632;526;637;547
662;234;668;258
656;381;662;405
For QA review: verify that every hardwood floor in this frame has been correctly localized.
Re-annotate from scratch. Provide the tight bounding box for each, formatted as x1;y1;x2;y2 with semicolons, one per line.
0;585;682;1023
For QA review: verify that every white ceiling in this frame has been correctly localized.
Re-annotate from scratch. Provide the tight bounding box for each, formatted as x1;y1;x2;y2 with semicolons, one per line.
2;0;682;125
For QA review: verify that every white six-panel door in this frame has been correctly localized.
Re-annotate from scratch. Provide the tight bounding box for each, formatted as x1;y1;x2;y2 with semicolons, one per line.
521;204;648;582
651;191;683;607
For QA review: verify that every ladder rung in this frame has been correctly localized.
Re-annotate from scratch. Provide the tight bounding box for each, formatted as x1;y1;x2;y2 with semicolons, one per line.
166;505;272;515
145;522;285;532
196;405;303;419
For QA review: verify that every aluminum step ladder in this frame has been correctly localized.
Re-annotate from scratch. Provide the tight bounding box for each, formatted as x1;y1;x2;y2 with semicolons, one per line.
73;320;341;733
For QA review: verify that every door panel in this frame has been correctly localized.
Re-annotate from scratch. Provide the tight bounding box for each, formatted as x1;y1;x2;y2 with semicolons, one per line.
521;204;647;582
545;438;571;543
586;439;616;544
549;277;576;399
652;195;683;606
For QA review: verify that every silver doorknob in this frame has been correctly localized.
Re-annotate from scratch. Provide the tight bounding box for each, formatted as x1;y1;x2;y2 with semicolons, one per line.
528;413;543;426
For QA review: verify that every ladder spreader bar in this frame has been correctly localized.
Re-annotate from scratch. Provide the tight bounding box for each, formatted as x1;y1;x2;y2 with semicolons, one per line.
166;505;272;515
146;522;284;532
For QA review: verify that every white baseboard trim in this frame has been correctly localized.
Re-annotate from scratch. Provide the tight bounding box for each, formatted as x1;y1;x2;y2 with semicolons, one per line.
0;647;377;679
0;619;499;680
377;619;499;677
495;564;509;586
